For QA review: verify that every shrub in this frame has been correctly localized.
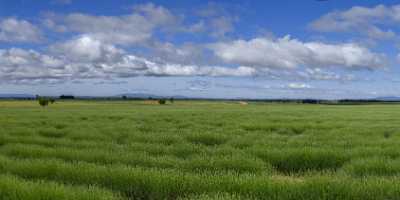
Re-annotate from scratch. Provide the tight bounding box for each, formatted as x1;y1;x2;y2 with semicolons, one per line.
158;99;166;105
38;97;49;107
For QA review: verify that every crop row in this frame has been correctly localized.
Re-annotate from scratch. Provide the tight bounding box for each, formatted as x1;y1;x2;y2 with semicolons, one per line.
0;155;399;199
0;174;118;200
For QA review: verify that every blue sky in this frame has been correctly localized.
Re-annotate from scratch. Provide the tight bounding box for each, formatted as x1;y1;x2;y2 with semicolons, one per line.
1;0;400;99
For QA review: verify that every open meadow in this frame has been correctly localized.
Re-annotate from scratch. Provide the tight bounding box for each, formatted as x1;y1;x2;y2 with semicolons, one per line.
1;100;400;199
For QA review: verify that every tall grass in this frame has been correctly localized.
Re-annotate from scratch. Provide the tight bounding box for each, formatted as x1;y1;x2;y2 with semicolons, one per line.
0;174;118;200
1;100;400;199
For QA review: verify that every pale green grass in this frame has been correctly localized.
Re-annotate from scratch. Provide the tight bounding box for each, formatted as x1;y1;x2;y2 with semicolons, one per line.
1;100;400;199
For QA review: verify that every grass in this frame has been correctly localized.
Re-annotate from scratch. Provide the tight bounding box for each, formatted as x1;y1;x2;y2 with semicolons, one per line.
0;174;118;200
1;100;400;199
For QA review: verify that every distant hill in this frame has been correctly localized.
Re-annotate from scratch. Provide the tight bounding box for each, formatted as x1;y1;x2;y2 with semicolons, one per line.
117;93;188;99
2;93;400;102
373;96;400;101
0;94;35;99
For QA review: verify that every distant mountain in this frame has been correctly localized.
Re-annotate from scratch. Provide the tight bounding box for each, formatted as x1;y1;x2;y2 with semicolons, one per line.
373;96;400;101
117;93;189;99
0;94;35;99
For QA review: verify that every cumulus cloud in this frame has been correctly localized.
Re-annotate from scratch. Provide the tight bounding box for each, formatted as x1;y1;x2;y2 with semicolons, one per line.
93;80;128;85
133;3;179;28
44;3;180;45
309;4;400;40
186;20;206;33
286;83;312;89
41;2;237;65
299;68;355;81
132;59;256;77
49;35;124;62
183;80;212;91
149;42;206;65
0;18;42;43
209;16;235;38
0;48;66;82
216;83;270;90
0;2;391;86
0;36;257;83
210;35;386;69
194;2;237;37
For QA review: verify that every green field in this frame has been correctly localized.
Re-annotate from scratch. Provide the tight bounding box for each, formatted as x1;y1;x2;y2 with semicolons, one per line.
1;100;400;199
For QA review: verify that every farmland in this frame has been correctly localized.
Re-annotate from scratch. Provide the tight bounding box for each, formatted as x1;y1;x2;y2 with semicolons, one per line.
1;100;400;199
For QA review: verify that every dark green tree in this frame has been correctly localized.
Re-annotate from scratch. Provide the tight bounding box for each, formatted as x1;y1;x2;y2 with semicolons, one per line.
38;97;49;107
158;99;166;105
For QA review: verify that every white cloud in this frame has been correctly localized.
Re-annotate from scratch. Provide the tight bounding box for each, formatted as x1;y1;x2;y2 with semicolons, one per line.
49;35;124;62
0;48;65;81
116;59;256;77
287;83;312;89
148;41;219;66
0;3;390;86
209;16;235;37
210;35;386;69
0;36;256;83
310;4;400;40
396;53;400;63
186;20;206;33
44;3;180;45
133;3;179;28
301;68;355;81
0;18;42;43
52;0;72;5
194;2;237;37
41;2;236;65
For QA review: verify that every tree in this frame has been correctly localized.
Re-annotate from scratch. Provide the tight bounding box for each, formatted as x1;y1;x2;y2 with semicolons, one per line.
60;95;75;99
158;99;166;105
122;95;127;100
169;97;174;104
50;99;55;104
38;97;49;107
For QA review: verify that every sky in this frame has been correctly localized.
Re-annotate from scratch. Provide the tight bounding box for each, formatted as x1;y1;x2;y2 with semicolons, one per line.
1;0;400;99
